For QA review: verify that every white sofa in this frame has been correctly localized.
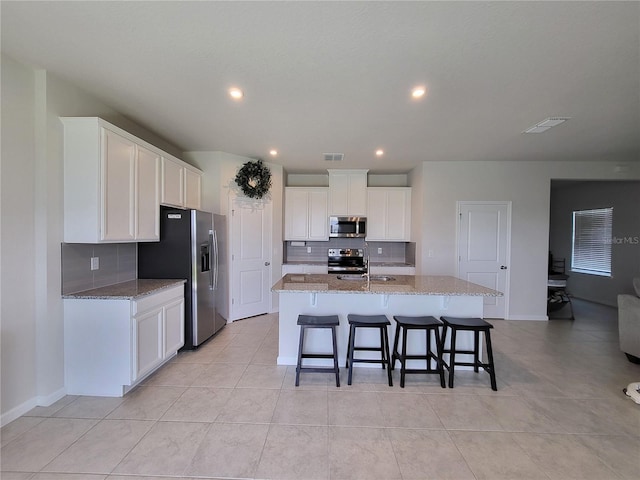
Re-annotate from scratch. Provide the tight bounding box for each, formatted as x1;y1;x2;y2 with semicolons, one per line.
618;277;640;363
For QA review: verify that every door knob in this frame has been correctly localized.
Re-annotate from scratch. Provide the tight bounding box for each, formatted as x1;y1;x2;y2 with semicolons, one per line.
265;261;271;266
500;265;507;270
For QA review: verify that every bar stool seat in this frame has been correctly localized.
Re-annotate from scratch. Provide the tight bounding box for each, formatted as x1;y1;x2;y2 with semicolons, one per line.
346;314;393;386
296;314;340;387
440;316;497;391
392;315;446;388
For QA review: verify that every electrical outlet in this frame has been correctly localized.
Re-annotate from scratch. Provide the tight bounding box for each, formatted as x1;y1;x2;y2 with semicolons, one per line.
90;257;99;271
306;246;312;254
377;248;383;254
428;249;434;258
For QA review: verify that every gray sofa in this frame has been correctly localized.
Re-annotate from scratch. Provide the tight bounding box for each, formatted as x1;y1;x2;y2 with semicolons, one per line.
618;278;640;363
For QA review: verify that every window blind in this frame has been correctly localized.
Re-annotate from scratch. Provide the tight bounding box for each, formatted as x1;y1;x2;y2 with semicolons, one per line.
571;207;613;276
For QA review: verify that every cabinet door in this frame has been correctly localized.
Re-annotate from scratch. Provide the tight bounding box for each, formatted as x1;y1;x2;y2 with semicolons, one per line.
101;129;136;241
164;297;185;357
136;146;160;241
328;171;367;216
161;157;185;207
133;308;163;381
307;189;329;240
366;189;387;240
185;168;202;210
385;189;411;241
285;188;310;240
348;174;368;216
329;173;349;216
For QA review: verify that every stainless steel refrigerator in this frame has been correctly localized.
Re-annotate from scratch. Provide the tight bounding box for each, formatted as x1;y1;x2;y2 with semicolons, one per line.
138;207;226;349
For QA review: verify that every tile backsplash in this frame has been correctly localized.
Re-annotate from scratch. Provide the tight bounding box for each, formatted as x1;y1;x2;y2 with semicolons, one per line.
61;243;136;294
285;239;415;265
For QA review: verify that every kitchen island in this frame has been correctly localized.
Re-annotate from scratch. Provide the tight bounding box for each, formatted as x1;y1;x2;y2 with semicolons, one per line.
272;274;502;367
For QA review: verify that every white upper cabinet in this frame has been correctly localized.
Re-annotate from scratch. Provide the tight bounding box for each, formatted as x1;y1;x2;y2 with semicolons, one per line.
366;187;412;241
328;169;368;216
284;187;329;241
63;118;160;243
62;117;201;243
161;156;202;210
135;145;161;241
101;129;137;241
184;167;202;210
161;156;184;208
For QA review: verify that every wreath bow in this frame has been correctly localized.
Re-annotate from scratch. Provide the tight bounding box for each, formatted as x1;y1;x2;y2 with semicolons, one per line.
235;160;272;199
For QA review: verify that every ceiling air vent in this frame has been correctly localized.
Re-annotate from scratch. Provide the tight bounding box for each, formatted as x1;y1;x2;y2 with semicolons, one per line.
323;153;344;162
523;117;571;134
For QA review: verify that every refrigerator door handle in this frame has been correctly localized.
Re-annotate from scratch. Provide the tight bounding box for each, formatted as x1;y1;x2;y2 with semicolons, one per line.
208;230;215;290
213;229;219;290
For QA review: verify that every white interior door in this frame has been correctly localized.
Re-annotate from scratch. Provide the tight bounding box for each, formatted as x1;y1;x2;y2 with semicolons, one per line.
457;201;511;319
229;198;272;321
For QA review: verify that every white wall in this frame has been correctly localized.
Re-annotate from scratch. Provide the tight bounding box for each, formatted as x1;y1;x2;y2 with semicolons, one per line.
185;151;284;317
408;164;424;273
0;54;185;425
416;161;640;320
1;55;38;423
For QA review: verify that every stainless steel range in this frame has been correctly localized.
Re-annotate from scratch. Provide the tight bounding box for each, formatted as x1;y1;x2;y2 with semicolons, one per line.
327;248;366;274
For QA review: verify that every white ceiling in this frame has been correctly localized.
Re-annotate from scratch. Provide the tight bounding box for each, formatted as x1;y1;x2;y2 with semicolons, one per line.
2;1;639;174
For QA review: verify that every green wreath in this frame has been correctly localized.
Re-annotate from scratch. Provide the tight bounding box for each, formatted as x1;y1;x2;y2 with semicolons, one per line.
235;160;272;199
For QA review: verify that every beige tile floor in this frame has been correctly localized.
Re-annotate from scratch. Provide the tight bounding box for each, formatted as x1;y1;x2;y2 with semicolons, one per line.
2;299;639;479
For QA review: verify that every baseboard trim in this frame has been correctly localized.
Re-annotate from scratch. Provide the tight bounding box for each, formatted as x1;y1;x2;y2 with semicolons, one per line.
1;387;66;427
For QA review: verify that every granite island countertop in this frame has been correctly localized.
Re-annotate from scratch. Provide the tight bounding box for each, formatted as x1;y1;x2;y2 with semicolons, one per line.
62;279;186;300
272;274;502;296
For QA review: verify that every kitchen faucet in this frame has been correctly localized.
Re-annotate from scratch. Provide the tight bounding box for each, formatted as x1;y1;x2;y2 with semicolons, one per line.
362;241;370;280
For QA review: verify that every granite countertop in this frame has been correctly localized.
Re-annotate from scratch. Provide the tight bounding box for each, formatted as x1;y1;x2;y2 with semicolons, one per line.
62;279;186;300
272;274;502;296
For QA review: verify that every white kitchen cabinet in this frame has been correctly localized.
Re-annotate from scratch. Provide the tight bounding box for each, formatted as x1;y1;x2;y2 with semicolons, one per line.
282;264;328;275
133;306;164;380
185;167;202;209
161;156;185;208
284;187;329;241
366;187;412;241
161;156;203;210
64;285;184;396
328;169;368;216
63;117;161;243
135;145;161;240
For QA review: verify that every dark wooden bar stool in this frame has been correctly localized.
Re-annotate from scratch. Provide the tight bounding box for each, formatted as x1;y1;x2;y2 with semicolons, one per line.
392;315;446;388
346;314;393;386
440;316;497;391
295;314;340;387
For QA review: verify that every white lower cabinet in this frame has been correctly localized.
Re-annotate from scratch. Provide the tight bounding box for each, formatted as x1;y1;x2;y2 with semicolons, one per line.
133;307;164;382
64;285;184;396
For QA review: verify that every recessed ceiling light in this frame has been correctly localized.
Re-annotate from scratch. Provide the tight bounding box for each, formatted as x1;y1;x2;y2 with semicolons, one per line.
411;86;426;99
375;149;384;156
229;87;243;100
269;149;278;156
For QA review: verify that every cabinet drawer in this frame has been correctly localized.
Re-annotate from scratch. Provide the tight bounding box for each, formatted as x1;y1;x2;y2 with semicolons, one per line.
132;285;184;315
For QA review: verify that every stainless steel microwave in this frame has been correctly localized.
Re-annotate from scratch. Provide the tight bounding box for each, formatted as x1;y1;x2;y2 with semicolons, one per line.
329;216;367;238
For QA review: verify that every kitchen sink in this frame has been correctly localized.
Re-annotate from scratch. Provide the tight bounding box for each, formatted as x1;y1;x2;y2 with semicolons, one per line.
336;274;396;282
